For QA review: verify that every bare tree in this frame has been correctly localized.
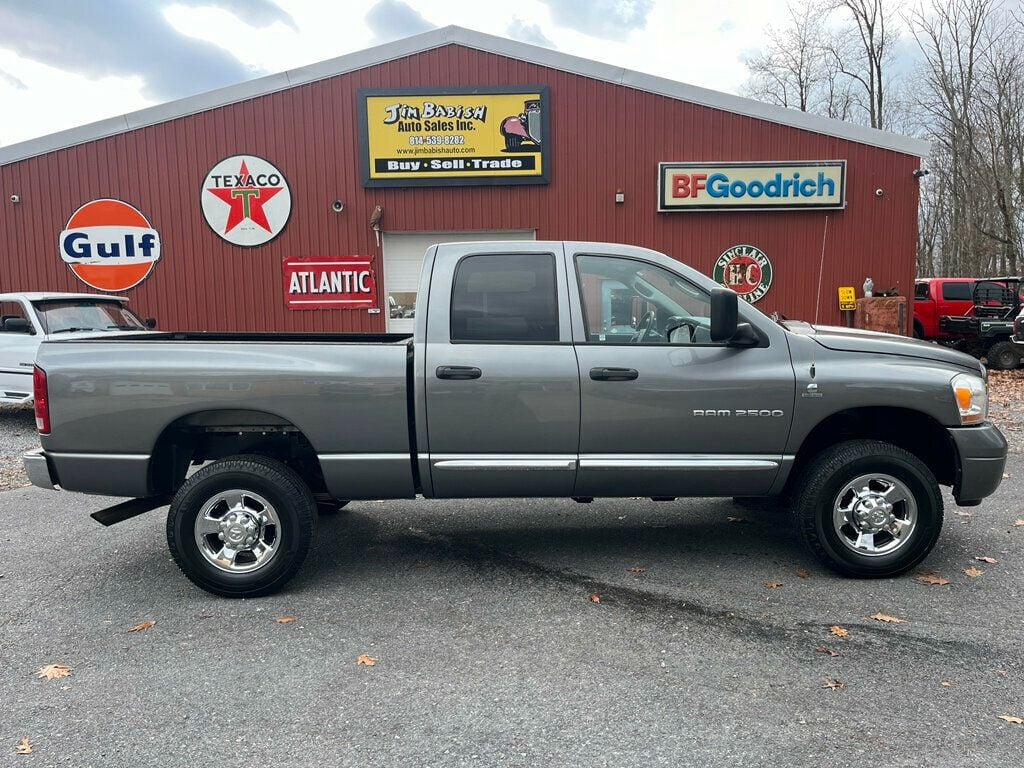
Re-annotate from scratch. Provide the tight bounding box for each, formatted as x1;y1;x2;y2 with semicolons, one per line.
741;0;1024;278
826;0;897;129
741;1;833;112
909;0;1022;276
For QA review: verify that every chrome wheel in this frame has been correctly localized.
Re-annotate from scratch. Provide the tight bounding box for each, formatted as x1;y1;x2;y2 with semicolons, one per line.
193;489;281;573
832;473;917;557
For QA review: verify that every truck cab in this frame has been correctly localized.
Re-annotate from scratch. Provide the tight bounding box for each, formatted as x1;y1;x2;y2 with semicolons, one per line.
913;278;976;340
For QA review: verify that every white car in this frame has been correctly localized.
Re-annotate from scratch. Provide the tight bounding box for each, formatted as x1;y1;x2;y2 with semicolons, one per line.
0;292;154;404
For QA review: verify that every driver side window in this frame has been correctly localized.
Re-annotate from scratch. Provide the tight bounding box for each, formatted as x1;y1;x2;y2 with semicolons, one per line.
576;255;713;345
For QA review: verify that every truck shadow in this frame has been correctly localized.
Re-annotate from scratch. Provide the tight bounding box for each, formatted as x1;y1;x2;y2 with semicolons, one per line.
299;498;807;592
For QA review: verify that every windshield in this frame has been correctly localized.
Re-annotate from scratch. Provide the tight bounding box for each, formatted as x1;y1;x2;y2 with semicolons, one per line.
32;300;146;334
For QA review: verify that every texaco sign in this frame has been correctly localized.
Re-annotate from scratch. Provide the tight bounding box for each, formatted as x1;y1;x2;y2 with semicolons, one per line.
713;244;773;303
201;155;292;247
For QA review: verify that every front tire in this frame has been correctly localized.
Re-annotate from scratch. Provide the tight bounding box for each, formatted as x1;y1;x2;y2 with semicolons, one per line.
167;455;316;598
794;440;943;578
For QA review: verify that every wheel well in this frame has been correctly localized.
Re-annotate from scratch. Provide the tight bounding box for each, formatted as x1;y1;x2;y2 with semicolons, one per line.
790;407;956;489
148;410;327;497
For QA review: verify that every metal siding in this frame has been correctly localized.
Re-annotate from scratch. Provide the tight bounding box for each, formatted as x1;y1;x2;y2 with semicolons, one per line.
0;45;919;332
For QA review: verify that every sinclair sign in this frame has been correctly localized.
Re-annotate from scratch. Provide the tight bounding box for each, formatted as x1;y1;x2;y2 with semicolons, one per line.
659;161;846;212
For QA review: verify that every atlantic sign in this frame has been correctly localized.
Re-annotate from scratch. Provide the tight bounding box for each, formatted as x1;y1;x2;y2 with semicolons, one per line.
283;257;377;311
658;161;846;212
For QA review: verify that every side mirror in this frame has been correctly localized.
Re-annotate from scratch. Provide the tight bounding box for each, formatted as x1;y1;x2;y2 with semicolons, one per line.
144;317;157;329
3;317;33;334
709;288;738;342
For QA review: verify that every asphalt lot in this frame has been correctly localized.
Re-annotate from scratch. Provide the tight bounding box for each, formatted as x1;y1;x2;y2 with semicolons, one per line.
1;379;1023;766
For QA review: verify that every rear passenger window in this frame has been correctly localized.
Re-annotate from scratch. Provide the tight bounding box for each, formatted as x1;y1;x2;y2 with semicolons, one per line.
942;283;972;301
450;253;559;342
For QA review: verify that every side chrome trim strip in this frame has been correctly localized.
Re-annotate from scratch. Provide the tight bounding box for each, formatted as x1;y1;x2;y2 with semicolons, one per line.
578;454;790;470
49;452;150;461
430;454;576;471
319;453;411;461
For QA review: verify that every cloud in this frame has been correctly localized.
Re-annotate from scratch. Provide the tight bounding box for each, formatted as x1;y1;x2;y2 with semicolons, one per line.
541;0;653;40
364;0;434;43
0;0;294;101
506;18;556;48
0;67;27;90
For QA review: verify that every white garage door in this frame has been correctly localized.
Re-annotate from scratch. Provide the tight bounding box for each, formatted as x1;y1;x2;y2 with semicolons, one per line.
382;230;536;332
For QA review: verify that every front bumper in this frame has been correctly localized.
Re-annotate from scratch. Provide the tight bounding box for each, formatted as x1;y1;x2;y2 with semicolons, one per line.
947;423;1007;506
23;449;58;491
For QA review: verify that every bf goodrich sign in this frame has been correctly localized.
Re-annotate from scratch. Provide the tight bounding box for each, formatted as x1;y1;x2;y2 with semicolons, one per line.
658;161;846;212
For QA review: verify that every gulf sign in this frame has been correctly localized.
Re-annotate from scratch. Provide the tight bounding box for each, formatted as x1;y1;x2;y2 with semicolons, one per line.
59;199;161;291
284;257;378;311
658;161;846;212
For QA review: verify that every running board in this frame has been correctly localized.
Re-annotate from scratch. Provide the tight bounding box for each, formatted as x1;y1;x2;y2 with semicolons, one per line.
91;495;170;527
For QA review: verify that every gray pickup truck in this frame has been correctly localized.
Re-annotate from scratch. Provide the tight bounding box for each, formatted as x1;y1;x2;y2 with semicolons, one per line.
24;241;1007;597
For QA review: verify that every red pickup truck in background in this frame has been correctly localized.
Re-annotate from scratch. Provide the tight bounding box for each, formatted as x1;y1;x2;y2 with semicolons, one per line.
913;278;976;340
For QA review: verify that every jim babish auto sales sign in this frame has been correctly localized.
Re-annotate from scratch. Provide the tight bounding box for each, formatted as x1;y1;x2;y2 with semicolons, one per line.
359;87;550;187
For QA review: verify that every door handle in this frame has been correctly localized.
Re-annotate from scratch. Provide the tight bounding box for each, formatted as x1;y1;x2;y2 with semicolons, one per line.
436;365;482;380
589;367;639;381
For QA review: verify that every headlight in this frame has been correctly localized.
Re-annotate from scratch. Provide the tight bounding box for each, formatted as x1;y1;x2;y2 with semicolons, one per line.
951;373;987;424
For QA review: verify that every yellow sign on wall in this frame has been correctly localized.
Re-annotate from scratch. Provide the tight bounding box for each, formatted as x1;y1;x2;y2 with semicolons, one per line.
359;88;549;187
838;286;857;311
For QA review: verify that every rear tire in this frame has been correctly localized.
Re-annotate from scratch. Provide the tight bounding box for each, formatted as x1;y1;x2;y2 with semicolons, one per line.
985;340;1021;370
793;440;943;578
167;455;316;598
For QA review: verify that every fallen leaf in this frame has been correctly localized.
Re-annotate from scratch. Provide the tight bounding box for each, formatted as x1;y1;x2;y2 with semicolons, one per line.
626;566;647;574
869;613;904;624
815;644;839;657
822;677;845;690
916;572;951;586
963;567;983;578
1014;520;1024;527
796;569;810;579
829;626;849;638
996;715;1024;725
35;664;71;681
274;616;297;624
15;738;33;755
356;654;378;667
127;620;156;633
975;556;998;564
941;681;953;688
589;593;601;603
764;581;783;589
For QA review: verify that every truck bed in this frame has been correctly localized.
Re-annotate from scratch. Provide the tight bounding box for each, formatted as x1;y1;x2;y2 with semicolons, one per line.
35;333;417;499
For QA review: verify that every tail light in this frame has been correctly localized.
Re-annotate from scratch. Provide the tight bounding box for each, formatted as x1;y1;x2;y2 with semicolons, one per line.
33;366;50;434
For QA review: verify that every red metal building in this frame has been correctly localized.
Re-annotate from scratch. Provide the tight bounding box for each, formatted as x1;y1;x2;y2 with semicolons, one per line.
0;26;928;333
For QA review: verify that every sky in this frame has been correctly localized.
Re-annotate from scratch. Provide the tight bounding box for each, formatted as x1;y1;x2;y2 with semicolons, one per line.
0;0;800;148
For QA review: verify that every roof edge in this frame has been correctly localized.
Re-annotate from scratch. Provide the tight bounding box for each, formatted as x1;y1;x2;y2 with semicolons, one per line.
0;25;930;166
